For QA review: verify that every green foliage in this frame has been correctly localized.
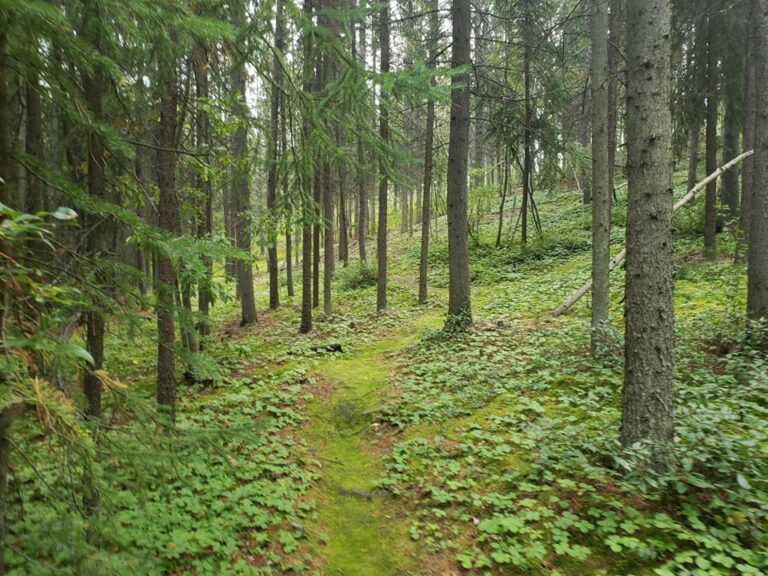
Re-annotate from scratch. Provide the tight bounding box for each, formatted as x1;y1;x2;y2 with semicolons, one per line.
336;259;378;291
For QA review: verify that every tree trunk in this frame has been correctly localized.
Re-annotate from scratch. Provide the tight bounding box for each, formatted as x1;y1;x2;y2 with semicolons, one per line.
721;28;744;221
300;0;314;332
521;0;532;241
376;0;390;313
621;0;675;473
418;0;438;305
445;0;472;327
747;0;768;347
232;32;258;325
157;54;179;421
704;12;719;259
266;0;285;310
741;0;758;247
323;158;334;315
591;0;611;355
356;2;368;261
82;0;107;419
607;0;621;197
687;125;700;193
193;38;212;340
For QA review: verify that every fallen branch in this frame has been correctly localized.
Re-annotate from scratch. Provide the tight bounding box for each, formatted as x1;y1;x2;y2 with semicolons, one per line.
551;150;754;317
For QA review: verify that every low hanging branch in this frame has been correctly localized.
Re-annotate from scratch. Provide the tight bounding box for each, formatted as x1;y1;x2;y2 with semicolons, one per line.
551;149;754;318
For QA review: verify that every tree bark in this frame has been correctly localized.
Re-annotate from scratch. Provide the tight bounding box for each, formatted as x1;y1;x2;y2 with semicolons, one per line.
445;0;472;327
82;0;107;419
300;0;314;333
591;0;611;355
193;37;212;340
741;0;758;247
687;125;700;194
621;0;675;473
376;0;390;313
748;0;768;347
266;0;285;310
232;26;258;325
157;53;179;421
418;2;438;305
607;0;621;198
704;12;719;259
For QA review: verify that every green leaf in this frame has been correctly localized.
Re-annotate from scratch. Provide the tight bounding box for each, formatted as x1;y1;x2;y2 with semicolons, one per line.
736;473;751;490
56;342;95;365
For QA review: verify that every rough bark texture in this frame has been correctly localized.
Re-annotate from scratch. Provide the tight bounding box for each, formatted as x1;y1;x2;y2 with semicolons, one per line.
621;0;675;473
748;0;768;343
323;158;334;315
687;126;700;193
704;13;719;259
0;28;10;207
721;28;744;221
266;0;284;310
376;0;390;313
521;0;532;241
607;0;621;196
418;4;437;305
741;0;758;245
157;56;179;421
232;51;257;325
79;0;112;418
300;0;314;333
445;0;472;327
193;39;212;339
591;0;611;355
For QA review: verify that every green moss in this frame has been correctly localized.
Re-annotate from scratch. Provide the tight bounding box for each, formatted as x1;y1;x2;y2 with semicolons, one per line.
302;315;442;575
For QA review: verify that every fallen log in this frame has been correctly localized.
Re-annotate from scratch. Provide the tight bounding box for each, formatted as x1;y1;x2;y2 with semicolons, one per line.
551;150;754;318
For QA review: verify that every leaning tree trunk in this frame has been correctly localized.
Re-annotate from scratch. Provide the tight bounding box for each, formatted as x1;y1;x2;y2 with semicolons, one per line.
591;0;611;355
621;0;675;473
445;0;472;327
747;0;768;348
376;0;390;313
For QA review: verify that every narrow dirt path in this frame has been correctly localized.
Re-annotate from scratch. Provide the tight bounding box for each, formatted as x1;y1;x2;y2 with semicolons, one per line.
303;313;442;575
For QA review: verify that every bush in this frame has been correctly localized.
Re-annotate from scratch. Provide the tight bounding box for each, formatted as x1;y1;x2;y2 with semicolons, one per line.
336;260;378;290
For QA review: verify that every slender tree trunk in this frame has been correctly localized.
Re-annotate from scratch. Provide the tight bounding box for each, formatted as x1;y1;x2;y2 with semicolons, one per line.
193;40;212;340
445;0;472;327
232;31;258;324
157;54;179;421
521;0;532;242
704;12;719;259
82;0;107;419
591;0;611;355
621;0;675;473
418;5;437;304
721;31;744;221
313;170;321;308
266;0;285;310
300;0;314;332
607;0;621;197
741;0;758;248
0;28;11;207
687;125;700;193
356;3;368;261
747;0;768;347
376;0;390;313
323;157;333;315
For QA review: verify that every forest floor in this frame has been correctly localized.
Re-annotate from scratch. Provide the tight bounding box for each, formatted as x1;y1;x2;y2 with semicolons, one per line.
8;182;768;576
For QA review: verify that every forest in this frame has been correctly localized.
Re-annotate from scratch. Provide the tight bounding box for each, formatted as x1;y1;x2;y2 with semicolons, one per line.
0;0;767;574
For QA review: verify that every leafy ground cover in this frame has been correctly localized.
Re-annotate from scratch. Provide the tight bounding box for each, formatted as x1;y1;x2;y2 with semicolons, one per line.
7;185;767;575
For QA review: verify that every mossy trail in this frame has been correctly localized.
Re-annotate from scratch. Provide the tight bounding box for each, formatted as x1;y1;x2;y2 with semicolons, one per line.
303;312;442;576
